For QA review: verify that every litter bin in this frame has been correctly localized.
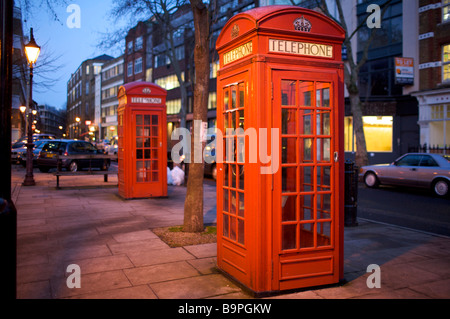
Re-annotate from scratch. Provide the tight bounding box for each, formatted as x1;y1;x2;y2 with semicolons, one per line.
344;160;358;227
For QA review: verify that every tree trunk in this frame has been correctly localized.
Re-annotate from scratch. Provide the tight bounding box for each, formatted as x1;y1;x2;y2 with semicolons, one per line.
184;0;209;233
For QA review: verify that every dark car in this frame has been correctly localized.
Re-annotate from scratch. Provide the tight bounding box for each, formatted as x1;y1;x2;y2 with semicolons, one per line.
37;139;110;172
359;153;450;197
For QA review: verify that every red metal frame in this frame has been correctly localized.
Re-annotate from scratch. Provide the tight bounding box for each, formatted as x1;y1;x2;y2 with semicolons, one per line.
117;82;168;199
216;5;345;295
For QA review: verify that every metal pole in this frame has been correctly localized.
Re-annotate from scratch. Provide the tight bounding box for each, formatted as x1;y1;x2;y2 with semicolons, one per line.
23;63;35;186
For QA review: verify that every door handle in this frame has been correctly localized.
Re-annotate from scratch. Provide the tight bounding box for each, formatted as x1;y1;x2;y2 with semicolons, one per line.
334;151;338;163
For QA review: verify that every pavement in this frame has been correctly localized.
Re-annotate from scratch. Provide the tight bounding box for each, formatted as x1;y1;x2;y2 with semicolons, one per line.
12;164;450;299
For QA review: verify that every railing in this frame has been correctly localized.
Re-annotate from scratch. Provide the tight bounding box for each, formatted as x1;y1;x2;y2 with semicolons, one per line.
408;144;450;155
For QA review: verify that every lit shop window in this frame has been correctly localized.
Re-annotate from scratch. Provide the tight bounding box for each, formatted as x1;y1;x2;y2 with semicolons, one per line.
155;73;184;90
443;44;450;83
443;0;450;23
344;116;393;152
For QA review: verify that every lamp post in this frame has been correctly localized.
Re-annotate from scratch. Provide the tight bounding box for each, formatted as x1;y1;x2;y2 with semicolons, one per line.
22;28;40;186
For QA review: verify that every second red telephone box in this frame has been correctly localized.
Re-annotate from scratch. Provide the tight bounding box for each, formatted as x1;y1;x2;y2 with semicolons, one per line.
117;82;168;199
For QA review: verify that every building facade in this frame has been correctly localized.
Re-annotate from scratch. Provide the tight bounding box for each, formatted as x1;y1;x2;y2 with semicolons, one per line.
100;55;124;140
37;104;66;138
412;0;450;149
66;54;113;140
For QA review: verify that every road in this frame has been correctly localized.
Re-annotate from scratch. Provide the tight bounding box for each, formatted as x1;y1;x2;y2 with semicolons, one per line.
356;183;450;237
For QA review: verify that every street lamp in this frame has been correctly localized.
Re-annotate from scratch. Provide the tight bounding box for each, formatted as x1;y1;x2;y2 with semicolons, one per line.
22;28;40;186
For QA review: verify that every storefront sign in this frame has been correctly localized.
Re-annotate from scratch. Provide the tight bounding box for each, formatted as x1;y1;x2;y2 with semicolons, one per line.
223;41;253;65
395;57;414;85
269;39;333;58
131;97;162;104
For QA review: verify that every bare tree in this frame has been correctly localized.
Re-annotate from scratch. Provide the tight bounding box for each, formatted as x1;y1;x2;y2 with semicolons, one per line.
312;0;392;167
106;0;193;128
182;0;210;232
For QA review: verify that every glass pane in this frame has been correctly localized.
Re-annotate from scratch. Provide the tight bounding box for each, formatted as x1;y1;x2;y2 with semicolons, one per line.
300;138;313;162
317;112;330;135
317;222;331;247
299;223;314;248
144;149;150;159
144;138;151;148
231;86;236;109
152;149;158;158
282;166;296;193
152;138;158;148
317;138;331;162
282;224;297;250
282;109;296;135
224;90;229;111
224;113;228;130
223;189;229;212
151;160;158;170
136;138;143;148
152;115;158;125
223;164;229;187
136;149;143;159
223;214;229;237
239;83;245;108
143;126;150;136
231;111;236;129
136;171;143;182
282;195;296;221
230;191;236;215
299;81;313;106
152;172;158;181
281;80;296;106
299;166;313;192
136;161;143;170
230;216;236;240
282;138;297;164
238;192;244;217
152;126;158;136
238;165;244;190
231;165;237;188
300;110;312;135
238;219;245;245
136;114;143;125
300;195;314;221
144;161;151;170
322;88;330;107
144;115;150;125
136;126;142;136
238;109;244;130
317;193;331;220
317;166;331;191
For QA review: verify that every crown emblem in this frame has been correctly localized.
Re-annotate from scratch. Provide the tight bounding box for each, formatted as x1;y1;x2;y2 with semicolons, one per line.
142;87;151;94
231;24;240;39
294;16;312;32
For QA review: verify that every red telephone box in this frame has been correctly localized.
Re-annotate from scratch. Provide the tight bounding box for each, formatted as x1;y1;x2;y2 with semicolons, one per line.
117;82;168;199
215;5;345;294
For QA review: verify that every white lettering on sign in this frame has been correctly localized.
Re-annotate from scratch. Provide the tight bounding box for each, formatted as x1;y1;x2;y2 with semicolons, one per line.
131;97;162;104
223;41;253;65
269;39;333;58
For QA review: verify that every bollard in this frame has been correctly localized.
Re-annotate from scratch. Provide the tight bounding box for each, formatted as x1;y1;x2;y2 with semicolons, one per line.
344;160;358;227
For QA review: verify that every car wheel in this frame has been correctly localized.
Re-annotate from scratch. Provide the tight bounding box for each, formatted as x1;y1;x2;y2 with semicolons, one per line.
364;172;379;188
432;179;449;198
38;166;50;173
69;161;78;172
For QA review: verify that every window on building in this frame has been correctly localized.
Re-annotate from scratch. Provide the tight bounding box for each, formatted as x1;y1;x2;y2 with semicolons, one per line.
135;57;143;74
208;92;216;110
155;73;184;90
344;116;393;152
443;0;450;23
127;41;133;53
443;44;450;83
86;65;90;75
86;82;89;95
166;99;181;115
127;61;133;77
135;36;143;50
210;60;219;79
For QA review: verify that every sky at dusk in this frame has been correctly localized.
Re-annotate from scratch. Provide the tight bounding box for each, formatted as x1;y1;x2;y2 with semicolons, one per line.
21;0;126;109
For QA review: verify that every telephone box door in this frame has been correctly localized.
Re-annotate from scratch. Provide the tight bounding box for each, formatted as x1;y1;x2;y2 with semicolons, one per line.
272;69;342;291
132;110;166;197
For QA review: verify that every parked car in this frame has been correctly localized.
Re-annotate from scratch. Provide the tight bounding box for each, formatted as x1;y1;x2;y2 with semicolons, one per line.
19;139;53;167
104;136;118;155
37;139;110;172
359;153;450;197
11;134;55;163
